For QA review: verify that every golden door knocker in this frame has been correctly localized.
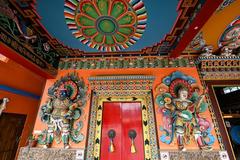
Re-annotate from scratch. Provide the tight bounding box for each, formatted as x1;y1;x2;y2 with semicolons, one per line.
128;129;137;153
108;129;116;152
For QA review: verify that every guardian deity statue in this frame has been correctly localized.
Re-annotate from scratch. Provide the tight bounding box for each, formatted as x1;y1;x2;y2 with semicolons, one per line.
156;71;215;151
38;72;87;149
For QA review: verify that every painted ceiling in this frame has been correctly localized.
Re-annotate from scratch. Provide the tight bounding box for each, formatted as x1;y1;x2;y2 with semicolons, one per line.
36;0;178;53
1;0;238;78
0;0;227;59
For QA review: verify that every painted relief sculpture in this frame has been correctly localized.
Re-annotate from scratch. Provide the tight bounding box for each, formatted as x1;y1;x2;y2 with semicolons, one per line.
220;46;234;57
0;98;9;116
156;71;215;151
199;45;215;57
64;0;147;51
185;32;206;53
219;16;240;56
38;72;87;149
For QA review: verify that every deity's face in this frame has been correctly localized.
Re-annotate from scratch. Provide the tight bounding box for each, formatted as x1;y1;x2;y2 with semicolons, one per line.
59;90;68;100
222;47;233;54
178;89;188;100
203;46;213;54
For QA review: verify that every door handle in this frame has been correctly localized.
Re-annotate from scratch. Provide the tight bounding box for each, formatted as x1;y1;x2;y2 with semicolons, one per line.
108;129;116;152
128;129;137;153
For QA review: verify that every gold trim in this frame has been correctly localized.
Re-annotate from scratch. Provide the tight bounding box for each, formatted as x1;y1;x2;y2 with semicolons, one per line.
223;114;240;118
93;94;151;159
211;85;236;160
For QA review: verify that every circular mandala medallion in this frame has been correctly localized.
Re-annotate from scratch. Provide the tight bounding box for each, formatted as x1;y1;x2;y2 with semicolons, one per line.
96;16;118;35
64;0;147;52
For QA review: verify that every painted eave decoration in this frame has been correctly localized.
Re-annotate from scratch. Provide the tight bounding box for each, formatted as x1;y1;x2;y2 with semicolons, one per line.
64;0;147;52
1;0;224;58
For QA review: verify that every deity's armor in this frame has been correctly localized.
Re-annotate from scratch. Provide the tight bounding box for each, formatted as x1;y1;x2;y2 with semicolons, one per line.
174;99;193;127
174;100;192;111
45;97;73;147
51;98;72;119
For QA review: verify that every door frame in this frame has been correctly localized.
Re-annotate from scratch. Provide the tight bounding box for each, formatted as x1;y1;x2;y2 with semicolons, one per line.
86;75;159;160
0;113;26;160
205;80;240;160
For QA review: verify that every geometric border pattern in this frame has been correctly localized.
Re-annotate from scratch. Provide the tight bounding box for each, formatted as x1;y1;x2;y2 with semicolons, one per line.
196;67;226;150
59;56;196;70
197;56;240;80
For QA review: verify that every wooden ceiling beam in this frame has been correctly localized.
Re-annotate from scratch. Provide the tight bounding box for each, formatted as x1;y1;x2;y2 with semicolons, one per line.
170;0;223;58
0;42;54;79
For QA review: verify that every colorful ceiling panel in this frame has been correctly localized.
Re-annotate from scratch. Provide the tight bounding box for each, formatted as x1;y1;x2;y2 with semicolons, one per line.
37;0;180;54
4;0;218;57
64;0;147;52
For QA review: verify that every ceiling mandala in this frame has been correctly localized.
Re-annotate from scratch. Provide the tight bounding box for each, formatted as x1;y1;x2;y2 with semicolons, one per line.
64;0;147;52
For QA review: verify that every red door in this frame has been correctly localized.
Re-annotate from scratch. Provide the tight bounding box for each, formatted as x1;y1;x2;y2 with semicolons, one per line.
100;102;144;160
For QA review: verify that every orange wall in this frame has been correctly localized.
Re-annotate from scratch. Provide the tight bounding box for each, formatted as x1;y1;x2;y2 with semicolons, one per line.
0;60;46;157
0;60;45;95
34;67;220;150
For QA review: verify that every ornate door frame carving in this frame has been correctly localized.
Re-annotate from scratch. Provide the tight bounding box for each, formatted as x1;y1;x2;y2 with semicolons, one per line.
86;75;159;160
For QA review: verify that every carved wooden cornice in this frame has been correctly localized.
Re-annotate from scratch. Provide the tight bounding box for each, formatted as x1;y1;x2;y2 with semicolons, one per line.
197;56;240;80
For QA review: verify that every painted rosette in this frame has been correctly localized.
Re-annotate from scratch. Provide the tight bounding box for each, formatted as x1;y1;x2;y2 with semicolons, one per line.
64;0;147;52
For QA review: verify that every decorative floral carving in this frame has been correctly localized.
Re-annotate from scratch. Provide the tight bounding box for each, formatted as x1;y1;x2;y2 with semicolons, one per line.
64;0;147;51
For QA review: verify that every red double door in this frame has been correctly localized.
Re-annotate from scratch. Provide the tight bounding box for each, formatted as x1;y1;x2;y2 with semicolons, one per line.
100;102;144;160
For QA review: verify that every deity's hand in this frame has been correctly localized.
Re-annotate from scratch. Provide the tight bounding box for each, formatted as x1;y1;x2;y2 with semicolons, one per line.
64;111;73;119
46;98;53;113
178;112;183;117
